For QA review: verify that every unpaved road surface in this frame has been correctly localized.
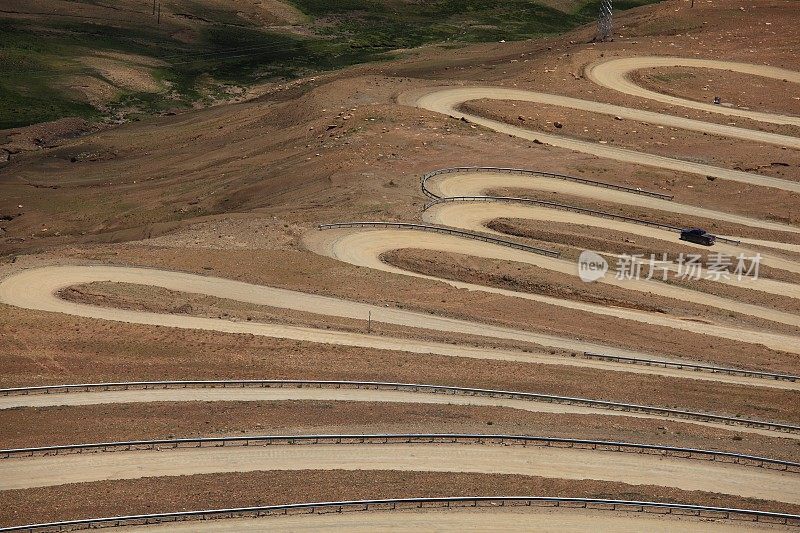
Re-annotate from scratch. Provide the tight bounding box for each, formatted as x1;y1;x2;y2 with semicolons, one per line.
5;387;797;438
412;57;800;192
4;444;798;503
307;57;800;352
585;57;800;127
2;55;799;530
6;264;799;386
308;228;800;352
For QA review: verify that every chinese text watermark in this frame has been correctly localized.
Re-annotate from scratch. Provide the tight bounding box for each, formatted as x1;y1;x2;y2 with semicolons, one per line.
578;251;760;282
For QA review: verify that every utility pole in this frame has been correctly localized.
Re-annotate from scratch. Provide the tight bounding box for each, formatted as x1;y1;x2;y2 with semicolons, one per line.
367;311;371;333
152;0;156;15
596;0;613;42
157;1;161;24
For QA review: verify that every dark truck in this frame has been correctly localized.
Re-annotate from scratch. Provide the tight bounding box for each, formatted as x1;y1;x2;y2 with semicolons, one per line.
680;228;716;246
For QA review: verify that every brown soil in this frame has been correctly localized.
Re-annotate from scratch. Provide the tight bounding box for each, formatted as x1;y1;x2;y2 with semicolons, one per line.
10;246;798;376
4;8;800;256
2;470;798;528
459;99;800;181
4;401;799;462
77;56;162;94
486;215;800;274
1;0;799;514
630;67;800;117
60;75;121;108
490;187;800;244
250;0;308;25
2;303;799;425
58;281;551;355
383;247;800;330
0;118;97;155
485;219;800;307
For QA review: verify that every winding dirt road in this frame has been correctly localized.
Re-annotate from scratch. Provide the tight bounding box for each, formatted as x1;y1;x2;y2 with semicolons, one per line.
4;443;798;503
4;386;798;438
412;56;800;192
2;262;799;377
424;171;800;255
306;57;800;354
0;60;795;395
585;57;800;126
1;56;799;528
5;264;798;386
0;58;795;371
306;228;800;353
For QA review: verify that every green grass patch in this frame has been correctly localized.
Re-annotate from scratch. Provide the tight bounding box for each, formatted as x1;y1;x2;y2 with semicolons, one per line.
1;0;661;129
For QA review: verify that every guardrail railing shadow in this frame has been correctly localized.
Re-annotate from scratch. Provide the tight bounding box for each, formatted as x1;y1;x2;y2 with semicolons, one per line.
3;380;798;434
583;352;797;382
318;221;561;257
423;196;741;246
419;167;675;201
1;497;797;532
419;167;741;246
3;433;798;472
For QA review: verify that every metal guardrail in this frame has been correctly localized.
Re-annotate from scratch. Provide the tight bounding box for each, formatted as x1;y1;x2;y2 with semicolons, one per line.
583;352;799;382
420;166;675;201
2;497;798;532
420;167;740;245
3;380;798;434
3;433;798;471
318;221;560;257
424;196;742;246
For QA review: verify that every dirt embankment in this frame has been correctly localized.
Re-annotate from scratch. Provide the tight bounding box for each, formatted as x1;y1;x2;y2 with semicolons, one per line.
4;400;799;462
58;281;549;355
380;248;800;336
2;470;799;528
629;67;800;118
3;301;799;424
458;99;800;182
487;187;800;246
8;245;798;377
484;218;800;309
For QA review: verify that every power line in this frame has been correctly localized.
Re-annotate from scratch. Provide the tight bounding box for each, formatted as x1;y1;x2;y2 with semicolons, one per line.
596;0;613;42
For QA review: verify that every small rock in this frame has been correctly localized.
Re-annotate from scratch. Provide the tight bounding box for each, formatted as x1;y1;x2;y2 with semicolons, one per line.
614;116;623;121
553;121;563;128
532;139;544;145
706;176;717;181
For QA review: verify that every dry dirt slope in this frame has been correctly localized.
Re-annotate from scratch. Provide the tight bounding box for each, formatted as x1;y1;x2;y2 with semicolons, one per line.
0;0;652;129
0;0;799;530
